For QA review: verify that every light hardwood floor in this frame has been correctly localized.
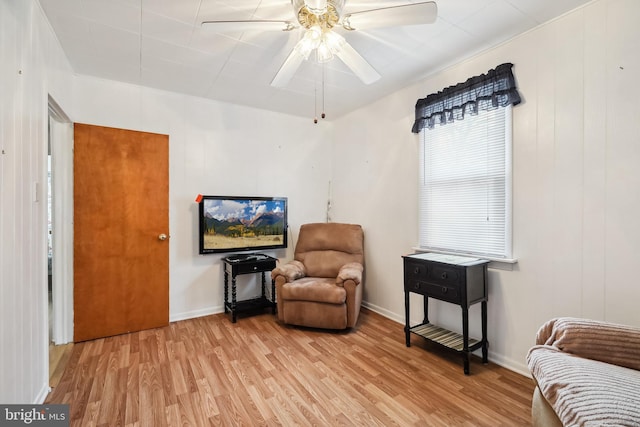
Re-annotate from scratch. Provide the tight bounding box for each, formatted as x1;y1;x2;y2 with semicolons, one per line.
45;308;534;426
49;341;74;387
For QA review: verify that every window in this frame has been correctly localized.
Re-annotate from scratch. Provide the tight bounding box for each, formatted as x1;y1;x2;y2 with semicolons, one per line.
411;63;520;260
418;106;512;259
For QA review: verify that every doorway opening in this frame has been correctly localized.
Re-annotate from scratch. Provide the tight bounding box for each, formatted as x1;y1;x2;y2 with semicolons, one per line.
47;96;74;387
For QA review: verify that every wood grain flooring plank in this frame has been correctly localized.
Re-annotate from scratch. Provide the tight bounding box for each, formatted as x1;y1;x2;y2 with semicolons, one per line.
138;363;165;427
158;361;177;406
262;378;311;427
175;392;206;427
215;393;261;426
80;400;100;427
195;378;220;419
245;384;276;422
124;351;139;426
268;368;331;425
195;353;227;398
209;346;239;393
96;367;126;426
164;403;180;427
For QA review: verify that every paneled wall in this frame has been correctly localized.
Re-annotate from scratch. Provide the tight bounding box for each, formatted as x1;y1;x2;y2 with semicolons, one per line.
331;0;640;374
0;0;73;403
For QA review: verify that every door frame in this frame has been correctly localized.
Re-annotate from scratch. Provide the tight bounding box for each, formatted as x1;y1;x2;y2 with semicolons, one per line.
48;95;74;344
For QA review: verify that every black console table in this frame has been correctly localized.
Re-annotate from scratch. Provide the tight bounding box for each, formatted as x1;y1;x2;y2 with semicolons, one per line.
403;252;489;374
223;254;277;323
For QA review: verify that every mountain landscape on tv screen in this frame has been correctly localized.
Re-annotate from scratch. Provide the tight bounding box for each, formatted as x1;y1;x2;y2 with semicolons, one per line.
203;211;285;238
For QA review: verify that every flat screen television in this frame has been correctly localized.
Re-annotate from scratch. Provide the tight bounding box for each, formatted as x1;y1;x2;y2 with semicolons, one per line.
198;195;288;254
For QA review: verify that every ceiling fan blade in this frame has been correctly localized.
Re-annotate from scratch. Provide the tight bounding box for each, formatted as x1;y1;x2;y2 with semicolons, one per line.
335;41;381;85
342;1;437;31
271;48;306;87
201;20;296;32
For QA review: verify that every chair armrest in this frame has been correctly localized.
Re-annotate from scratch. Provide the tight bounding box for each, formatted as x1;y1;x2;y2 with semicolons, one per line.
271;260;306;282
336;262;363;287
534;317;640;371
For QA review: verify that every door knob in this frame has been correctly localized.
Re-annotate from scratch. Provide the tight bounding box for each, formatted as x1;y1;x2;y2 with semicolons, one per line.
158;234;168;241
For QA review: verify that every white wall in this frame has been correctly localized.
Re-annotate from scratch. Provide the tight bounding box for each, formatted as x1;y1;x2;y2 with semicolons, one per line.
332;0;640;374
0;0;74;403
71;77;334;321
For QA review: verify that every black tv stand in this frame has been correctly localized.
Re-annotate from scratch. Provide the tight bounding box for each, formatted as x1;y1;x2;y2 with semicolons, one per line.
222;253;277;322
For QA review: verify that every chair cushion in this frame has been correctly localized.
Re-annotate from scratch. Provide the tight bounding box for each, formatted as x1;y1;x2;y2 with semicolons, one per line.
280;277;346;304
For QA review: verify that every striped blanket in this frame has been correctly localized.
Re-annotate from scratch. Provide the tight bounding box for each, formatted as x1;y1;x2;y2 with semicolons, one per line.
527;317;640;426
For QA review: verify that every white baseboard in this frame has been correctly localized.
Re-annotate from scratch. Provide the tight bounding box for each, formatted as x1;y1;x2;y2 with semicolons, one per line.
35;384;51;404
170;306;224;323
488;353;531;377
361;301;404;324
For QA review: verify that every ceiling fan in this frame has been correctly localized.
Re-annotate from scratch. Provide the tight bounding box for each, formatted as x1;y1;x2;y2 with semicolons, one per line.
202;0;437;88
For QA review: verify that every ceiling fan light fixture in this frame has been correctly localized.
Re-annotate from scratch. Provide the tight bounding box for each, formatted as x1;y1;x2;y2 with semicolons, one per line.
323;30;345;51
316;40;334;62
295;25;323;59
307;25;323;41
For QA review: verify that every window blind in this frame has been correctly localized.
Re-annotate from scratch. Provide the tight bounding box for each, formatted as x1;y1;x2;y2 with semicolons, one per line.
419;106;512;258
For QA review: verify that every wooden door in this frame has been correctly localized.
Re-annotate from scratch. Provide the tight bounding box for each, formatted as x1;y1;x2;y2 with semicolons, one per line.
73;123;169;342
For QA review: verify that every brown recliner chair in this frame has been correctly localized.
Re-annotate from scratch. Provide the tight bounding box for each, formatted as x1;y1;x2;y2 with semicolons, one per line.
271;223;364;329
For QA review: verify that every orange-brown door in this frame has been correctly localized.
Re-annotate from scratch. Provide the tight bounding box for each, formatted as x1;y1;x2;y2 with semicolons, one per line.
73;123;169;342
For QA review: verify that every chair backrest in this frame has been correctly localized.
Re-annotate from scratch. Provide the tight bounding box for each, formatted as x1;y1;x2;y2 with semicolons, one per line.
294;223;364;278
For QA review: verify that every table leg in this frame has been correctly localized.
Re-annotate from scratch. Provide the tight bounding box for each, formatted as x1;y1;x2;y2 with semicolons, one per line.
224;270;229;313
462;306;470;375
231;275;237;323
423;295;429;324
271;279;277;314
482;300;488;364
405;291;411;347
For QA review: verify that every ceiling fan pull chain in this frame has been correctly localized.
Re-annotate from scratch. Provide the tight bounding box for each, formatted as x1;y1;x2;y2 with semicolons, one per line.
314;83;318;124
322;64;326;119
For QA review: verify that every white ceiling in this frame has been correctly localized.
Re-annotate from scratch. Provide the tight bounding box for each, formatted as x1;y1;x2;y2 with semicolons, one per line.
38;0;592;119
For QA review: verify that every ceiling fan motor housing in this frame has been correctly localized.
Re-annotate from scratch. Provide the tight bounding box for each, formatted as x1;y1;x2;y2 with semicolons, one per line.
293;0;345;29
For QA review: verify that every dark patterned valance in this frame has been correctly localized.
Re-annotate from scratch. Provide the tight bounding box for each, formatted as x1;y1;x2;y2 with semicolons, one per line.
411;63;521;133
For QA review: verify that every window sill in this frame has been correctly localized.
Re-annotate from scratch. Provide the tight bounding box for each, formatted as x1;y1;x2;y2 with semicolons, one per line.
410;247;518;271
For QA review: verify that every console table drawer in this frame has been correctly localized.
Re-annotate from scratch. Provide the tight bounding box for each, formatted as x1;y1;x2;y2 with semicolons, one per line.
405;280;460;304
424;282;460;304
234;259;276;275
405;261;429;280
427;264;462;287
